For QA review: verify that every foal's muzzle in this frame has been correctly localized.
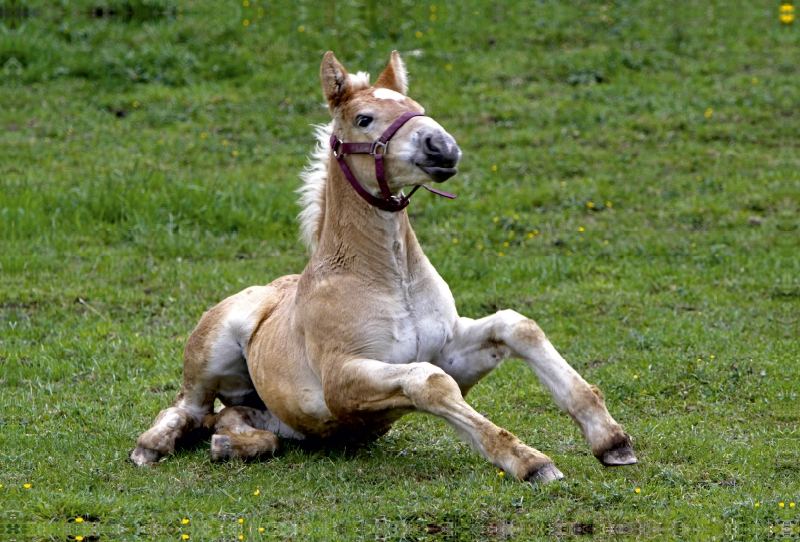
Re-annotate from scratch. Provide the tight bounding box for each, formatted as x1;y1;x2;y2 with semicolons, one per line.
416;130;461;182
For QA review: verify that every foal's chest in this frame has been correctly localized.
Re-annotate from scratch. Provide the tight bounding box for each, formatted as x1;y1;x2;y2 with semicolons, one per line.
379;265;457;365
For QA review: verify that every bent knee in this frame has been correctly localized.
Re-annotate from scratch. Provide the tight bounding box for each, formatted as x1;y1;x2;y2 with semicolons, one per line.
403;364;462;409
511;319;546;345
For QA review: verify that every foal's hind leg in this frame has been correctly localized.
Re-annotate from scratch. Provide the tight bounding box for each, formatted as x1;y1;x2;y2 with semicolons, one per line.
203;406;281;461
435;310;637;466
131;294;259;465
130;347;218;465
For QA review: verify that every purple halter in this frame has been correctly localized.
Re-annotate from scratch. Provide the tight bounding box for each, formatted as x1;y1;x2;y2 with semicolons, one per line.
330;111;456;212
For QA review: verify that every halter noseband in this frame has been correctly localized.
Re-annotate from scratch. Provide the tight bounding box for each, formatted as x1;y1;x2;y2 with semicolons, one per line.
330;111;456;212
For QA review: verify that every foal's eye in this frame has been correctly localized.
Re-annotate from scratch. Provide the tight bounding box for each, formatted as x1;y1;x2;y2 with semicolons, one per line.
356;115;373;128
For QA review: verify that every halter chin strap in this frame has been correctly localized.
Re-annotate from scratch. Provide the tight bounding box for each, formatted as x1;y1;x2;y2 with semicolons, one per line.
331;111;456;212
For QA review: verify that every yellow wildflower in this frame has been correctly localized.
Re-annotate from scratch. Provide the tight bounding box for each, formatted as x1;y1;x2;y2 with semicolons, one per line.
491;165;497;171
201;132;207;138
253;489;260;496
498;471;504;476
780;502;785;508
493;217;499;222
238;518;244;524
780;4;795;23
635;488;641;494
157;139;163;145
755;502;760;508
503;242;509;247
415;31;423;38
452;238;458;244
133;101;139;107
259;527;265;532
606;201;612;207
75;518;83;523
182;536;189;540
24;484;31;489
222;140;229;146
578;227;585;232
232;150;239;156
76;537;84;542
705;108;713;118
752;77;758;84
445;64;452;71
587;201;595;208
182;519;189;524
243;0;249;5
430;14;437;21
298;25;305;32
430;5;437;11
243;19;250;26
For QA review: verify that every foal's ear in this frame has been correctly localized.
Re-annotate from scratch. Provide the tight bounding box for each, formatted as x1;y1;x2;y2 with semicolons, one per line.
374;51;408;95
321;51;350;109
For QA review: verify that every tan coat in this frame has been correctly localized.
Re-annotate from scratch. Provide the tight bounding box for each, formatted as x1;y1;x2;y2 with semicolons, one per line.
131;52;636;482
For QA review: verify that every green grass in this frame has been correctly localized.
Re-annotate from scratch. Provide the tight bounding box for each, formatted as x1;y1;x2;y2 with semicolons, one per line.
2;0;799;539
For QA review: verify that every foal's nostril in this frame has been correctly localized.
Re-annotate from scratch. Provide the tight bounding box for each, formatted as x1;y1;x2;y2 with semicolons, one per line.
424;136;440;155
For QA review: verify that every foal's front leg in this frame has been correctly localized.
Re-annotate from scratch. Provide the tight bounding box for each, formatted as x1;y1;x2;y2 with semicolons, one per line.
323;359;564;483
436;310;637;466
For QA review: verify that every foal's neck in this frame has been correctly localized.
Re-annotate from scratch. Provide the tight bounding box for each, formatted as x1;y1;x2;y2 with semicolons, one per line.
314;157;421;278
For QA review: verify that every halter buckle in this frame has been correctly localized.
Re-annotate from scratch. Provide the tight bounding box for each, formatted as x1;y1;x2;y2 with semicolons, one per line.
371;140;388;156
331;137;343;158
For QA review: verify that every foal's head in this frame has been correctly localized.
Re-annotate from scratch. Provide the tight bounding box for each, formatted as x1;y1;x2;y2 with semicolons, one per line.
320;51;461;197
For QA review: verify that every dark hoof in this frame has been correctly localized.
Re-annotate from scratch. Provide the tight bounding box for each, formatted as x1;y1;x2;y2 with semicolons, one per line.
599;444;638;467
210;434;232;462
130;446;160;466
525;463;565;484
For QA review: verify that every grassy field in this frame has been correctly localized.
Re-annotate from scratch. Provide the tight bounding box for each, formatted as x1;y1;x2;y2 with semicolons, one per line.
2;0;799;539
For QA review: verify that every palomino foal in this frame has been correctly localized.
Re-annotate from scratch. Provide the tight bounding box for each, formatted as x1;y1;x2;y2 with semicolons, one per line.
131;51;637;482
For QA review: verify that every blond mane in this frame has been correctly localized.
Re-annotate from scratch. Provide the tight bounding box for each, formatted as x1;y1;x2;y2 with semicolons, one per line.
297;71;371;254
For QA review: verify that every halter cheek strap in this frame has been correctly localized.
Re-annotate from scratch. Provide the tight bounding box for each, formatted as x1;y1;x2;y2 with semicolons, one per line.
331;111;456;212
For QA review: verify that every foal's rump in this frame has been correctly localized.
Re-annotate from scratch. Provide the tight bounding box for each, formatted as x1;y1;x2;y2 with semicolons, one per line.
194;276;301;400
